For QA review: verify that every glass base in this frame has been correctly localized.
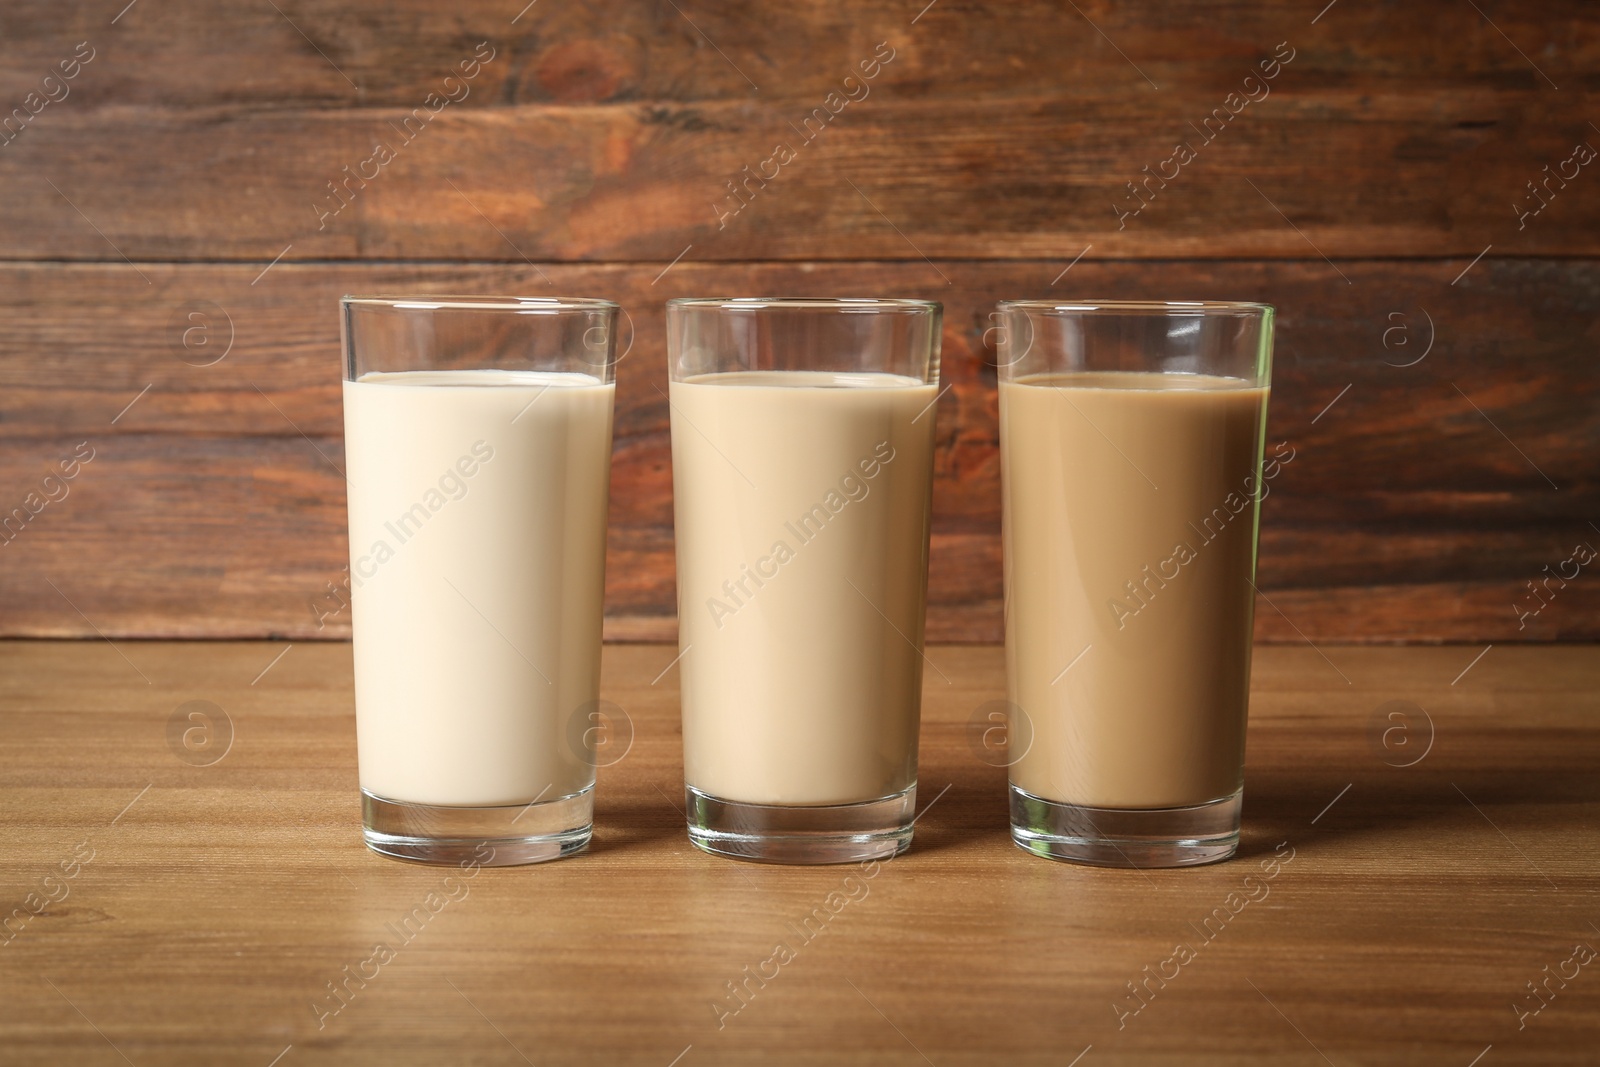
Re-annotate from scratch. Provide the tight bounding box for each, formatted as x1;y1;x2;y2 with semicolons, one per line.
1009;786;1242;868
685;784;916;865
361;786;592;866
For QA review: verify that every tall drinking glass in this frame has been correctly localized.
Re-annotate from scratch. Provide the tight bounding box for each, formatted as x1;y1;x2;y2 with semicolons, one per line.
666;298;942;864
341;295;617;865
997;300;1273;867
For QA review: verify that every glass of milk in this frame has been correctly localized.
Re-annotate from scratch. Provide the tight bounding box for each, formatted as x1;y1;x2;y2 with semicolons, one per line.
341;296;618;865
666;297;942;864
996;300;1274;867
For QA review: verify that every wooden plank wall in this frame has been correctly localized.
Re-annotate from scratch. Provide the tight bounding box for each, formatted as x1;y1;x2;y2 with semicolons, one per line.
0;1;1596;643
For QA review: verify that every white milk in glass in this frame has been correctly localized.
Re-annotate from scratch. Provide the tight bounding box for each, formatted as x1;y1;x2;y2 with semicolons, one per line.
343;369;614;807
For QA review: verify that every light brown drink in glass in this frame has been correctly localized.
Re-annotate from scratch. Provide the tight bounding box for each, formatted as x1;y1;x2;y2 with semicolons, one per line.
1001;371;1268;810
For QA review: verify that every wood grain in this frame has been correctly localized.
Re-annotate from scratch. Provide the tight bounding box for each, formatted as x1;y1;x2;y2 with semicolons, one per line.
0;1;1596;260
0;640;1596;1065
2;2;1597;644
5;1;1593;107
1;257;1595;643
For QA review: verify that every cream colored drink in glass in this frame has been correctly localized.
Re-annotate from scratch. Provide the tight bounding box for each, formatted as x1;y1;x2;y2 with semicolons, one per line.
671;371;937;806
341;295;618;866
997;300;1273;868
667;297;942;864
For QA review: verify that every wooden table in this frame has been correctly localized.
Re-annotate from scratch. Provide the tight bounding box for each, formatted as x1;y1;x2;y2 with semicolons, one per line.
2;641;1596;1065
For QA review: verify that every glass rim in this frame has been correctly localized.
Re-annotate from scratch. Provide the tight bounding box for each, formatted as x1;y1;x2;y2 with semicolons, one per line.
667;297;941;313
996;299;1272;315
342;294;619;312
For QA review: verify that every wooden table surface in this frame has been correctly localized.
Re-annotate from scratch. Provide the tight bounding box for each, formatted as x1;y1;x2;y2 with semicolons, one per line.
1;640;1596;1065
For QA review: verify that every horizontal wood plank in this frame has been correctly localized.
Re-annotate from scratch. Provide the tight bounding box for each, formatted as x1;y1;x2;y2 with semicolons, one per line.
4;96;1595;262
4;1;1594;108
0;257;1594;642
